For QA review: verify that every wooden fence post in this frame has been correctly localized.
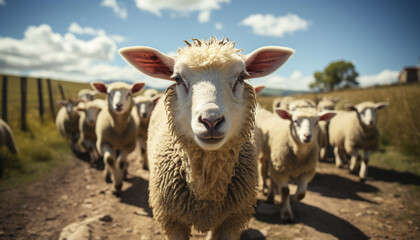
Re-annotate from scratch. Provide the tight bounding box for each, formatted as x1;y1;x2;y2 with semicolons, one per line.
20;77;27;131
37;78;44;120
58;84;65;100
47;79;55;119
1;76;7;123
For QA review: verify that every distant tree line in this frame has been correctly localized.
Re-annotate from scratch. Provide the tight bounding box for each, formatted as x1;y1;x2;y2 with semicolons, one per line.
309;60;359;92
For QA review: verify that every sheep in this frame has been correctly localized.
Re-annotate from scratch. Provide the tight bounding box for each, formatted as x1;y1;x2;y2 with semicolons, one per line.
329;101;389;181
77;89;98;102
316;97;340;161
76;99;106;167
256;106;336;222
0;119;18;154
56;99;81;152
288;99;316;112
272;96;295;112
131;93;161;169
91;81;145;194
119;37;294;240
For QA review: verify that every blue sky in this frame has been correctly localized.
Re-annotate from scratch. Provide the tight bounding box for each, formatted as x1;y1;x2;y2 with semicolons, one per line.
0;0;419;90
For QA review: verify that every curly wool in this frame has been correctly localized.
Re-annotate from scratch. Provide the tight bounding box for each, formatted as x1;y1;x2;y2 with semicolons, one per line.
148;82;258;234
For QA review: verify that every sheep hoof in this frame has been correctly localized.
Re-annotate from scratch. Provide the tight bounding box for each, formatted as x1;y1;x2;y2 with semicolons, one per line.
266;195;275;204
359;178;366;183
293;192;305;202
104;172;112;183
281;212;294;223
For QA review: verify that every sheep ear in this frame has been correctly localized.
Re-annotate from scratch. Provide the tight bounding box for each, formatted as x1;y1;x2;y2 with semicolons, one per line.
119;47;174;80
132;82;145;94
152;94;162;104
345;103;357;112
91;82;107;94
275;108;292;121
57;100;67;106
319;111;337;121
375;102;389;110
254;85;265;95
245;46;294;79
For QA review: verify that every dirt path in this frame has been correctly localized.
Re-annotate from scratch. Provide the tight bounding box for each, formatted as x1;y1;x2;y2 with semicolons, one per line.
1;151;420;240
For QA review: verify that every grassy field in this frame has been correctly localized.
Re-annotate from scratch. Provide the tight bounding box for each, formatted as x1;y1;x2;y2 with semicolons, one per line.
0;75;91;193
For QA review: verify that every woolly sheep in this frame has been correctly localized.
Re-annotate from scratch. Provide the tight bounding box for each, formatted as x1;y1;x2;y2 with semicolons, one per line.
91;81;145;194
76;99;105;166
256;106;336;222
272;96;295;112
78;89;98;102
56;99;81;152
119;37;294;240
131;93;161;169
316;97;340;161
329;101;389;181
288;99;316;112
0;119;18;154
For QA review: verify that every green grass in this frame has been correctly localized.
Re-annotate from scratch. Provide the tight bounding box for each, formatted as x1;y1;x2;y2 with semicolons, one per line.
0;75;91;194
369;146;420;177
0;113;73;193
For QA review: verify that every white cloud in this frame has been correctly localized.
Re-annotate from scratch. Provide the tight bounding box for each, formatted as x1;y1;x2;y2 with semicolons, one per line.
215;22;223;30
257;70;314;91
101;0;127;19
240;13;311;37
135;0;229;22
0;0;6;6
358;70;399;87
0;24;172;88
69;22;126;43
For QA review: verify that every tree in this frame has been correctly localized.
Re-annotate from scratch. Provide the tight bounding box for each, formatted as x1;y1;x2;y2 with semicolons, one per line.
309;60;359;91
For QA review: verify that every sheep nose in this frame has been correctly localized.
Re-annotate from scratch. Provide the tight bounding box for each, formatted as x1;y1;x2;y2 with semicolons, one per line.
303;133;312;141
199;116;225;130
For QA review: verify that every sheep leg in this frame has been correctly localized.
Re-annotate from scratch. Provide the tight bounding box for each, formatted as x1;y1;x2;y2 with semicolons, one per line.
112;151;127;194
349;149;361;173
207;216;244;240
164;219;190;240
359;150;370;182
334;147;344;168
319;147;326;161
258;155;269;195
139;137;148;170
266;177;277;204
280;182;293;223
102;144;115;185
292;171;315;203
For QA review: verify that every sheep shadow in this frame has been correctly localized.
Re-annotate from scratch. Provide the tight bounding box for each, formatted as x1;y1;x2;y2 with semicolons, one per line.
254;202;368;240
308;173;378;203
119;176;153;217
367;166;420;186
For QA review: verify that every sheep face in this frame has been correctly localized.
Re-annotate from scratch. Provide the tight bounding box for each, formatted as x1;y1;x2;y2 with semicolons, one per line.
91;82;145;115
58;100;79;117
119;37;295;151
134;95;161;120
276;108;336;144
346;102;389;128
171;60;248;150
78;103;102;126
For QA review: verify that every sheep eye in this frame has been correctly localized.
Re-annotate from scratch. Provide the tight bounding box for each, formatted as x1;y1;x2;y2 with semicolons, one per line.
233;72;245;92
293;120;300;126
173;74;183;84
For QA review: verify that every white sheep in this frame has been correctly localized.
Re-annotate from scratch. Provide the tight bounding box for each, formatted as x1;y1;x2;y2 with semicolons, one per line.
329;101;389;181
56;99;81;152
288;99;316;112
256;106;336;222
119;37;294;240
131;92;161;169
0;119;18;154
272;96;295;112
91;81;145;194
316;97;340;161
77;89;98;102
76;99;105;166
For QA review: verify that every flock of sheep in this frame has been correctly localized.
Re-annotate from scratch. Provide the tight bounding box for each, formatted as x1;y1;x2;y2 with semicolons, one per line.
0;37;389;240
